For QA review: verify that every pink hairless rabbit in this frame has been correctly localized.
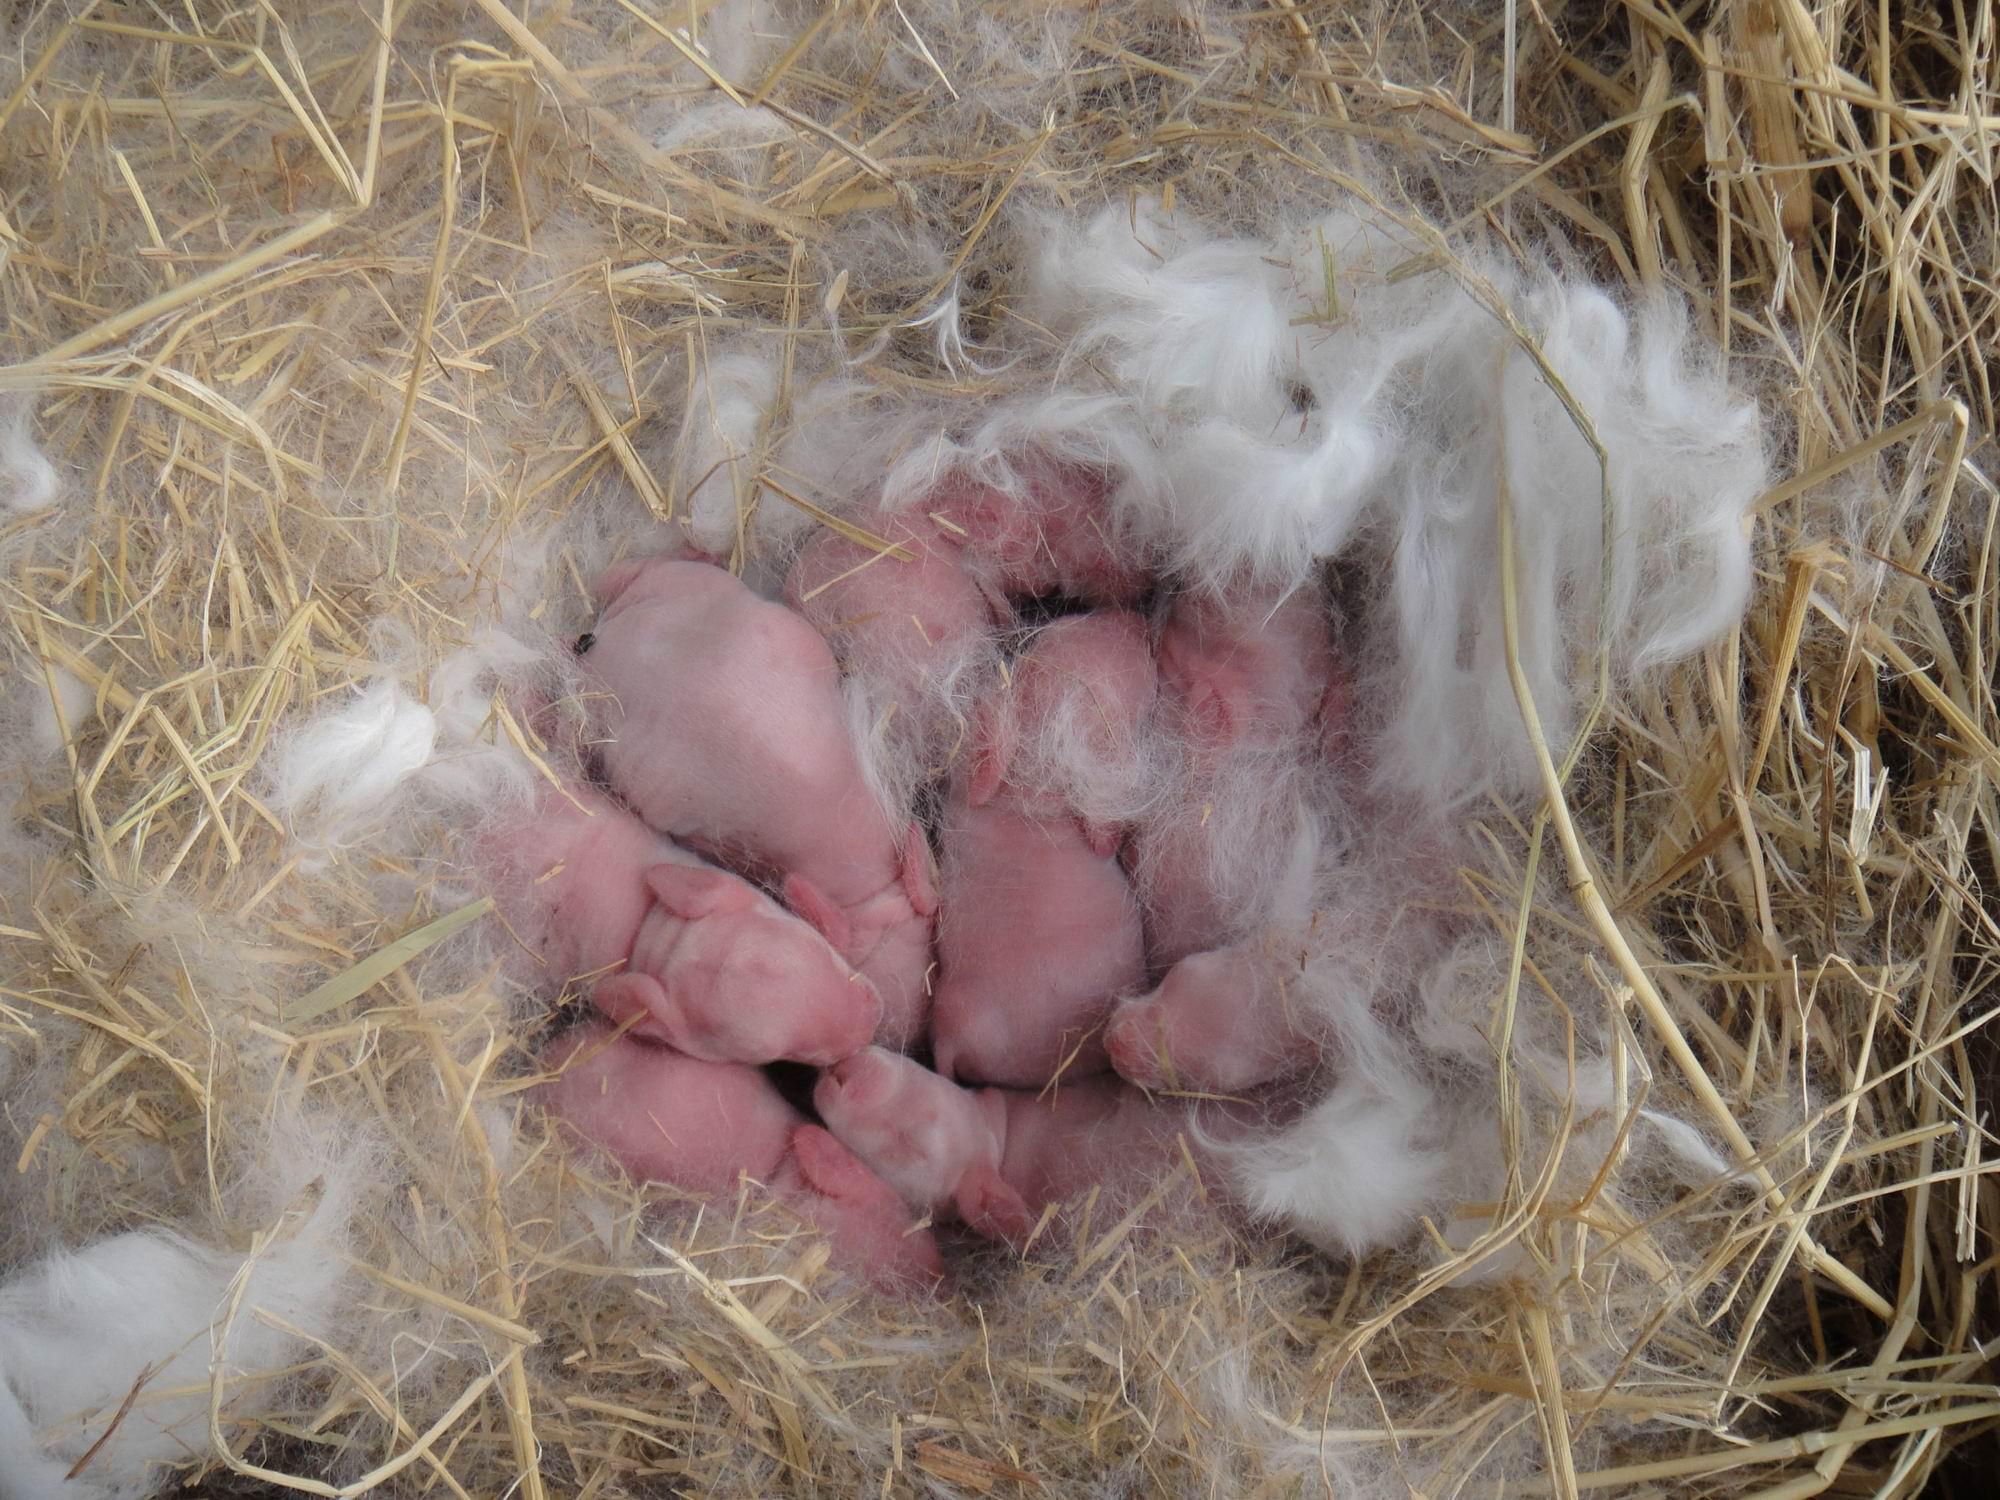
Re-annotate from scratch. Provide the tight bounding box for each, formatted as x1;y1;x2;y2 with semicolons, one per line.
1124;580;1340;967
485;781;881;1067
814;1045;1177;1244
928;610;1155;1087
575;555;937;1048
1104;799;1330;1095
923;462;1151;607
1152;581;1338;751
543;1024;945;1294
785;516;1009;697
1107;725;1466;1101
1104;936;1320;1095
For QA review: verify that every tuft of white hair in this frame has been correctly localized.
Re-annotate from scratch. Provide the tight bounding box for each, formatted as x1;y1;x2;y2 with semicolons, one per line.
27;663;94;760
673;348;782;560
0;1158;358;1500
262;622;555;867
418;628;549;812
1375;277;1760;807
1011;197;1763;807
1571;1059;1752;1187
263;678;438;867
1;400;60;515
1216;1063;1455;1258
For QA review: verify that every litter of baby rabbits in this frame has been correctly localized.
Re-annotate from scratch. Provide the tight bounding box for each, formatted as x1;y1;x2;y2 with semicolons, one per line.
1;3;1996;1499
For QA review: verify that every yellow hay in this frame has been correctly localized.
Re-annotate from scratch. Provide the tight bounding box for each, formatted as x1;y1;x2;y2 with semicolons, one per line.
0;1;1994;1497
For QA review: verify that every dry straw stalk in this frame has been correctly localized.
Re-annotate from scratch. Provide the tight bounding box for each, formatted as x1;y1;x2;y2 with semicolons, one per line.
0;1;1994;1497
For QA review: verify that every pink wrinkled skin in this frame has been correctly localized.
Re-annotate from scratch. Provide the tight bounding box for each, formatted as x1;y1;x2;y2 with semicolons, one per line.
815;1046;1174;1244
929;612;1155;1086
1104;939;1319;1094
543;1025;944;1294
782;1123;949;1294
543;1022;799;1192
1119;809;1238;971
488;783;880;1067
785;518;1009;694
579;556;937;1047
926;464;1151;606
1126;583;1338;966
1153;581;1336;757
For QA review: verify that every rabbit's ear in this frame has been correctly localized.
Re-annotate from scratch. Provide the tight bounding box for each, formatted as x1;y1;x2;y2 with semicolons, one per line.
646;862;757;919
953;1164;1035;1246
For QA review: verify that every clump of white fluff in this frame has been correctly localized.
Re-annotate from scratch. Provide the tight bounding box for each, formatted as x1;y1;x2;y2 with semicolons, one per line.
263;619;557;867
419;628;550;811
0;1140;360;1500
1224;1062;1455;1258
25;662;93;759
1193;818;1471;1256
1380;279;1759;807
263;678;438;867
1;399;60;515
1013;197;1762;807
671;347;782;560
1022;199;1411;582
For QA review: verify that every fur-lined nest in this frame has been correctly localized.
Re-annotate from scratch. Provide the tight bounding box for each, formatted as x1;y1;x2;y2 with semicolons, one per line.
1;2;1994;1497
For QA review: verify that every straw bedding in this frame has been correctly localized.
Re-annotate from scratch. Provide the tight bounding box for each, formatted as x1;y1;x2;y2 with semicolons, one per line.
1;1;1995;1496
